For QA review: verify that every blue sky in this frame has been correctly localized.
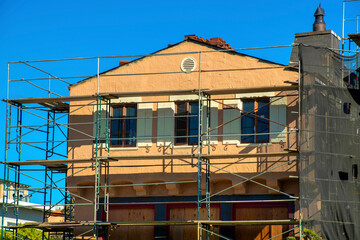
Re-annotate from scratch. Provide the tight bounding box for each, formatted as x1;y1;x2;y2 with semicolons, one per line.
0;0;359;204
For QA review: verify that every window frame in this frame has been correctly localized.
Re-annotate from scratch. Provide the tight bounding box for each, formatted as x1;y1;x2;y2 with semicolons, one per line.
110;104;137;147
241;98;270;144
174;101;199;145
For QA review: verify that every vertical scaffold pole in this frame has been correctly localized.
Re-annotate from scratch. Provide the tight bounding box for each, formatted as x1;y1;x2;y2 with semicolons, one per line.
94;95;101;239
206;95;211;222
342;0;345;54
94;57;101;239
105;98;111;153
97;57;100;95
1;63;11;240
298;58;303;240
1;106;9;240
197;51;203;240
13;104;23;240
104;98;110;225
42;110;55;240
201;94;211;240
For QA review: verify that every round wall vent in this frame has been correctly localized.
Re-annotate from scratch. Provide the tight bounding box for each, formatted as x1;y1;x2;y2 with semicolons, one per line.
181;57;196;73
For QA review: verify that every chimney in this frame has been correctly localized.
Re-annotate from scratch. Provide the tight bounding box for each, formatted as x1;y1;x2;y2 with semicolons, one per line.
313;4;326;32
289;5;340;65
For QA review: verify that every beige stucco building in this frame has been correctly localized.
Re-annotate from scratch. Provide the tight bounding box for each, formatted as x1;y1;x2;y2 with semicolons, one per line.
66;35;299;239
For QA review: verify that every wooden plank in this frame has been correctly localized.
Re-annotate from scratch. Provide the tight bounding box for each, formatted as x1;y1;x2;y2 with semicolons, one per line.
3;85;298;105
7;219;299;230
198;220;299;226
40;102;69;112
349;34;360;48
201;151;298;159
3;89;203;105
107;154;196;160
107;151;297;160
102;89;207;98
100;220;299;226
203;85;298;95
4;95;98;104
3;158;117;166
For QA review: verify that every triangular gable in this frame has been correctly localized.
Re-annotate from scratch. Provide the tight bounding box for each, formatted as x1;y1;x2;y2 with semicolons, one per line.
70;39;292;90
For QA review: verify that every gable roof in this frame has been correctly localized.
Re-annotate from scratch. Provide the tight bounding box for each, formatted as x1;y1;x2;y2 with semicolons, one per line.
70;37;291;88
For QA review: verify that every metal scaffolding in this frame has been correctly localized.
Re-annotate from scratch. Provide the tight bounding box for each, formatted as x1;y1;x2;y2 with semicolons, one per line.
0;45;316;240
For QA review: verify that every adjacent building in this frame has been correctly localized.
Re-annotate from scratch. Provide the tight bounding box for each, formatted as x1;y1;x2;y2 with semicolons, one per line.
0;180;43;227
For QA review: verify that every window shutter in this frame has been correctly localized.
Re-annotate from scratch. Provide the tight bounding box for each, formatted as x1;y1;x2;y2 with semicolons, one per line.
270;97;287;143
93;105;109;144
157;102;175;146
137;103;153;147
202;101;219;144
222;99;241;145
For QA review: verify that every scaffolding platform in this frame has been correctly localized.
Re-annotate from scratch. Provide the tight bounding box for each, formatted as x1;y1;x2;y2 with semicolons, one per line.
3;85;298;105
348;33;360;47
7;219;300;232
3;150;299;167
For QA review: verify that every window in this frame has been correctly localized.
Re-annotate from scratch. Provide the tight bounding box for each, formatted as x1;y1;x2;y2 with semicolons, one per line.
175;102;199;145
241;98;270;143
111;105;137;147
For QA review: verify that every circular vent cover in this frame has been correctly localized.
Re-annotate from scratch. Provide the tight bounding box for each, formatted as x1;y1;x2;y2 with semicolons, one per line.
181;57;196;73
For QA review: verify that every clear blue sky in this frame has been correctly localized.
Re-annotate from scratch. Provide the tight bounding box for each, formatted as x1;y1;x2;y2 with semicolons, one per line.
0;0;359;203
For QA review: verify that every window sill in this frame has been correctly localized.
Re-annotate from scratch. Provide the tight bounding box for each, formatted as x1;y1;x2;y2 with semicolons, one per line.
109;147;139;151
237;142;272;147
222;140;240;145
172;145;198;149
202;140;218;145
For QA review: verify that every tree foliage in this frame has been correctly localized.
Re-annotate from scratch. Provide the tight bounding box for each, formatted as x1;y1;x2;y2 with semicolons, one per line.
1;227;63;240
286;228;326;240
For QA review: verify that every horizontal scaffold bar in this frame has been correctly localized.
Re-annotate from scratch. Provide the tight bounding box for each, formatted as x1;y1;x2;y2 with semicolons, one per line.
3;151;298;166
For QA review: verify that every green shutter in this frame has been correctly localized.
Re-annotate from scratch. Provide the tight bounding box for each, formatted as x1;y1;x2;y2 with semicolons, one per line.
93;105;109;144
202;101;219;144
222;100;241;145
270;97;287;142
137;103;153;147
157;102;175;146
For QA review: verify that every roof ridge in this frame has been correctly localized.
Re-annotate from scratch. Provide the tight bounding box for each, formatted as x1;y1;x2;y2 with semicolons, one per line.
184;35;234;50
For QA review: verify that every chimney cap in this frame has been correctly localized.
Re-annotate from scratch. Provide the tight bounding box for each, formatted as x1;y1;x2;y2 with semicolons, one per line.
314;4;325;16
313;4;326;32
